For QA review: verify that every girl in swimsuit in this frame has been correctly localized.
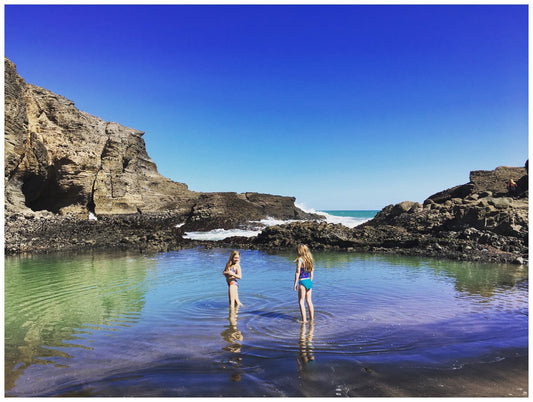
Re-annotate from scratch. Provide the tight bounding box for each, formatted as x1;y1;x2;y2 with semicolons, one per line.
293;244;314;322
223;250;243;307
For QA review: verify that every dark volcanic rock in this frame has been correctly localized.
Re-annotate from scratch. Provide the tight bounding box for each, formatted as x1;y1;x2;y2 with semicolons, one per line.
4;211;187;254
182;192;316;232
250;165;528;265
253;221;358;250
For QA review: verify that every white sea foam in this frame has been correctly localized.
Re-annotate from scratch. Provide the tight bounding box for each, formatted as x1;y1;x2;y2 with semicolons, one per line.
315;211;372;228
88;212;98;221
296;202;371;229
183;228;260;241
183;217;296;241
183;206;372;241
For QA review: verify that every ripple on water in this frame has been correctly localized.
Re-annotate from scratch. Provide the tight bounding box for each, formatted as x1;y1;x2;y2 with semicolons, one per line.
4;250;528;397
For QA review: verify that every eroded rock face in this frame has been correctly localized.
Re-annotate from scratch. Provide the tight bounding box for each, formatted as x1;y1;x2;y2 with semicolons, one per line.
5;58;194;216
4;57;316;225
249;165;528;264
4;57;321;254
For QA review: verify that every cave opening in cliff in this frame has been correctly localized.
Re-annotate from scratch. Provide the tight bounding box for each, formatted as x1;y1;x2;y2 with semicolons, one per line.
22;165;85;214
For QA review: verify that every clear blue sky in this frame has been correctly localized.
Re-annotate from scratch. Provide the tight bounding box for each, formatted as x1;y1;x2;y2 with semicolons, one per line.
4;4;528;210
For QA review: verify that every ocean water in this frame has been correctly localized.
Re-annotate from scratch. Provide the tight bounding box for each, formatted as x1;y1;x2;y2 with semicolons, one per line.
319;209;379;228
4;248;528;397
183;209;378;240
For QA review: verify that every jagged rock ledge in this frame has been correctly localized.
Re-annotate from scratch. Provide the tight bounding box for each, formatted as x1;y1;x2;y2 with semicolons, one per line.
219;165;529;265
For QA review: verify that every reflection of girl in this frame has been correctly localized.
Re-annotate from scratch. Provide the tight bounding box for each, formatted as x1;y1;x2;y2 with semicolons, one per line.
221;307;243;382
297;322;315;372
293;244;314;322
223;250;243;307
221;307;243;353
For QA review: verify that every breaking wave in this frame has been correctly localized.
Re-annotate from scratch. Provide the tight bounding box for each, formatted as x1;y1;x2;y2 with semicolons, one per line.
183;206;377;241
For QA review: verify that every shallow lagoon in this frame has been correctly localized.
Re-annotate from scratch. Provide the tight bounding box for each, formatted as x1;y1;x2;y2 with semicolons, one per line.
4;248;528;396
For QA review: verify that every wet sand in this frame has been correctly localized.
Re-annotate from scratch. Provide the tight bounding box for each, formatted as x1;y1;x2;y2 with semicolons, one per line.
315;353;528;397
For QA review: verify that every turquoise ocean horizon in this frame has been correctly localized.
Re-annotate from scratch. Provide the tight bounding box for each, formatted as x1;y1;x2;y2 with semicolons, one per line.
321;210;379;218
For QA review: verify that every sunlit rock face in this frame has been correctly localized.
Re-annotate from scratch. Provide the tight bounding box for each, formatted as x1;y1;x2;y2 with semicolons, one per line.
4;57;317;227
252;165;528;264
4;57;194;217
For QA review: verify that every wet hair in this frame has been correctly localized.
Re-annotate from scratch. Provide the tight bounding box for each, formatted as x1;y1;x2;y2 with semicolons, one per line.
224;250;240;271
297;244;314;272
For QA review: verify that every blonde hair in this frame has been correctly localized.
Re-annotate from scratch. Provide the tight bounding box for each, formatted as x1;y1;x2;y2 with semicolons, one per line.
224;250;240;271
297;244;314;272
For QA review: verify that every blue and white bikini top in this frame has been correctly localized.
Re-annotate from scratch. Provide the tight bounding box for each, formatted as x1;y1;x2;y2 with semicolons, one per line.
298;257;311;280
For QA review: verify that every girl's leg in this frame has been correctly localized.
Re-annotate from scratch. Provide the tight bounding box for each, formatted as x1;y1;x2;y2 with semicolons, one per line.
298;285;307;322
228;284;237;306
305;289;314;321
235;287;243;306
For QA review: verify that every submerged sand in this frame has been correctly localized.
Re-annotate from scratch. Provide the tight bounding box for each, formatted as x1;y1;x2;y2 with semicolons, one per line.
302;352;528;397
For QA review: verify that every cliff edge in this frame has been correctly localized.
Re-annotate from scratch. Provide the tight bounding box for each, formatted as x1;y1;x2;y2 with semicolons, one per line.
4;57;318;253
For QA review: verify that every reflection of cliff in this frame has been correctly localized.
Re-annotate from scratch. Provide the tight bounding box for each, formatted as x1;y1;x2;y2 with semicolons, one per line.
431;261;528;298
4;252;151;391
279;251;528;298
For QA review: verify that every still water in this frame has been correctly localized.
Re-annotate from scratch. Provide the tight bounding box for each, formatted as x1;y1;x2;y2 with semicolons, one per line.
5;248;528;396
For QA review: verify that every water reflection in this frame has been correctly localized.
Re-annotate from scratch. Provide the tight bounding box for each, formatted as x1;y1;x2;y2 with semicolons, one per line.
431;261;528;298
278;250;528;298
4;252;150;391
221;306;243;382
297;322;315;372
4;248;528;397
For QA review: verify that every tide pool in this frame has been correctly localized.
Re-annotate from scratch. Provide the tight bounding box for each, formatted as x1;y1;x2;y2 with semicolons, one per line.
5;248;528;396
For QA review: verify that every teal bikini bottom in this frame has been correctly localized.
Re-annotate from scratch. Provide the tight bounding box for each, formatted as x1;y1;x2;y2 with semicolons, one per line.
299;278;313;290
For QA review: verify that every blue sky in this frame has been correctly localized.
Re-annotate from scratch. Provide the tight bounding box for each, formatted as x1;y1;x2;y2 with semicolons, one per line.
4;4;528;210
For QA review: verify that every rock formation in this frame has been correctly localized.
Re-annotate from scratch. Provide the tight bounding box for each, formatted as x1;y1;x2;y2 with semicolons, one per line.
248;165;528;264
5;57;528;264
4;57;319;253
5;57;199;217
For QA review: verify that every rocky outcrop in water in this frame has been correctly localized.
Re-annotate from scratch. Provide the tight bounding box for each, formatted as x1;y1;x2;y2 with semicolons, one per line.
247;165;528;264
4;57;318;254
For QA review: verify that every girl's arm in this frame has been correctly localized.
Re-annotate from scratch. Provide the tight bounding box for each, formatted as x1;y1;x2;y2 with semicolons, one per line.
234;264;242;280
222;267;234;279
293;259;302;290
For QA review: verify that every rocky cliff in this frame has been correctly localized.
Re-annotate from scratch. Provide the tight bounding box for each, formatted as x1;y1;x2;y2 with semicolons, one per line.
248;165;528;264
5;58;191;216
4;57;318;253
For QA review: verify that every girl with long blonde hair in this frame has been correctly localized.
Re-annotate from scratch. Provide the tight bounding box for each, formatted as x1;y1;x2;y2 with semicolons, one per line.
223;250;243;307
293;244;314;322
